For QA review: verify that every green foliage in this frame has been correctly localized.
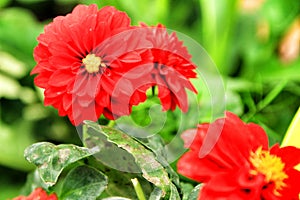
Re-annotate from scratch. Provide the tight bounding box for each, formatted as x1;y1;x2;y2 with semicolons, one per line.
24;142;94;187
80;0;169;25
18;124;199;199
1;0;300;199
0;7;43;67
83;121;180;198
60;165;107;200
187;184;202;200
180;183;194;200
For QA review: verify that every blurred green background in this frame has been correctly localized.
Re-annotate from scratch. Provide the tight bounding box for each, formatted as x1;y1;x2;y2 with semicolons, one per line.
0;0;299;198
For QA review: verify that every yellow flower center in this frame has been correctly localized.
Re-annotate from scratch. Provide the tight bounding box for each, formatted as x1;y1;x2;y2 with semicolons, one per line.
82;54;106;73
249;147;288;196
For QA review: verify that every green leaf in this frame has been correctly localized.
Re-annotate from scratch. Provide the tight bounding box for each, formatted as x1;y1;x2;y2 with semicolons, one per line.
188;184;202;200
60;165;108;200
149;187;163;200
257;80;287;111
131;132;181;188
83;121;180;198
24;142;96;187
169;183;180;200
180;183;195;200
86;155;152;199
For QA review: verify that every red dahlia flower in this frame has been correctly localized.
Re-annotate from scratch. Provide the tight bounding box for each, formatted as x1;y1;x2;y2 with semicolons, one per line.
135;24;197;112
177;112;300;200
110;25;197;115
32;4;197;125
32;4;132;125
12;188;57;200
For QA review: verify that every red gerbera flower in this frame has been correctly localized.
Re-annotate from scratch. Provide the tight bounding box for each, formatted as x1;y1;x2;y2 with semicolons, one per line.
32;4;197;125
12;188;57;200
177;112;300;200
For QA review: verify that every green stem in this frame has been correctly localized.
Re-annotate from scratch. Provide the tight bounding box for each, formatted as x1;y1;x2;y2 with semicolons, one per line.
257;80;288;111
107;120;116;128
243;80;287;121
131;178;146;200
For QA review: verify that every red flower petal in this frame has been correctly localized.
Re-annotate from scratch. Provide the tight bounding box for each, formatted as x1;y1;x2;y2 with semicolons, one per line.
177;150;225;182
12;188;58;200
279;168;300;199
48;70;74;87
199;112;268;160
270;144;300;170
177;112;300;199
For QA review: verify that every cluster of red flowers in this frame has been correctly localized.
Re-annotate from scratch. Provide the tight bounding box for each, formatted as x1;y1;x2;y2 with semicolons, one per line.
31;4;300;199
13;188;57;200
32;4;197;125
177;112;300;200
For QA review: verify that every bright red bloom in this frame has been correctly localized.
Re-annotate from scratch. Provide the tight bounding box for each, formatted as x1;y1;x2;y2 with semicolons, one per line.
136;24;197;112
12;188;57;200
177;112;300;200
32;4;197;125
32;4;132;125
109;24;197;116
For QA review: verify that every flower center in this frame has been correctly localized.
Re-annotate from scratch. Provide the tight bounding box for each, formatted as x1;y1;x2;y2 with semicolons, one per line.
82;54;106;73
249;147;288;196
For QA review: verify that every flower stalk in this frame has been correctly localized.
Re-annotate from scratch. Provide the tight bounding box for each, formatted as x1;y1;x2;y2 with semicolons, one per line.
131;178;146;200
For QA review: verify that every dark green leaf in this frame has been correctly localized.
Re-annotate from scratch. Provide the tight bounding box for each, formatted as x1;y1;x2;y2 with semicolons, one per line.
257;80;287;111
60;165;107;200
89;157;152;199
83;121;180;198
24;142;96;186
130;133;180;188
